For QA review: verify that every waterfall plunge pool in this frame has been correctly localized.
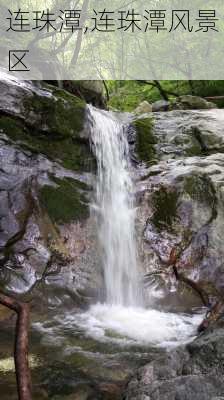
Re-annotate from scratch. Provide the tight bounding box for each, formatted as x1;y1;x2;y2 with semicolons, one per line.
33;303;204;349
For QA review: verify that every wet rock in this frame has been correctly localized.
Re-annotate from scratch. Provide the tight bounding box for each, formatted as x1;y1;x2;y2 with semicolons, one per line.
140;153;224;304
132;117;157;163
151;110;224;160
125;326;224;400
135;109;224;310
0;76;102;302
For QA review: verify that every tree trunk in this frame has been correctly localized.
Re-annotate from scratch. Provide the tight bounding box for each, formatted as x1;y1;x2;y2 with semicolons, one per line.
153;80;169;101
0;293;32;400
188;80;196;95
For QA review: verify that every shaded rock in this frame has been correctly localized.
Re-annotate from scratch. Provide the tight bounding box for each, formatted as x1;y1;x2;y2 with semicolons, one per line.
63;80;106;108
0;73;93;172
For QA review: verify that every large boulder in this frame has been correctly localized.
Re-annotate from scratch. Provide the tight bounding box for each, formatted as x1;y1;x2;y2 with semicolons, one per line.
141;154;224;302
0;75;94;172
63;80;106;108
0;74;103;305
172;95;217;110
135;109;224;162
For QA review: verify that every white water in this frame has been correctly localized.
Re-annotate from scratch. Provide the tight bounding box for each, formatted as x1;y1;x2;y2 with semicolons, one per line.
73;303;203;347
68;106;204;347
88;105;140;306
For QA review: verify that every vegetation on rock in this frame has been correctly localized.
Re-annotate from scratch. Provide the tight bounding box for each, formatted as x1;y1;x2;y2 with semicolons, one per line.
133;117;156;163
39;177;89;225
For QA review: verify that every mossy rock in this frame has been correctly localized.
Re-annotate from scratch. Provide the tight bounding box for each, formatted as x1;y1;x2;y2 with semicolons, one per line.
171;95;216;110
0;116;93;172
23;86;86;139
0;80;95;172
39;177;89;225
183;174;215;207
133;117;157;163
63;80;106;108
151;186;179;232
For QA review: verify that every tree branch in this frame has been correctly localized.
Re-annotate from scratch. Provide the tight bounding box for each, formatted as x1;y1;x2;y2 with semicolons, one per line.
0;293;32;400
136;80;179;98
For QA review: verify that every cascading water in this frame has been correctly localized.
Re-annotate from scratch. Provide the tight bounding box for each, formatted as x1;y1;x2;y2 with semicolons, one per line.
87;105;141;306
38;105;203;349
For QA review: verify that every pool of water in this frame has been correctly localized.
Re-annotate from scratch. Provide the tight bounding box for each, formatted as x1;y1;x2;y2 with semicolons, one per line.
0;304;204;400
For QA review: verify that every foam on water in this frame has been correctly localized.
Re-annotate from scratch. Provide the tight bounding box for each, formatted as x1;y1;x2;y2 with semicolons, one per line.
74;304;203;347
33;304;203;349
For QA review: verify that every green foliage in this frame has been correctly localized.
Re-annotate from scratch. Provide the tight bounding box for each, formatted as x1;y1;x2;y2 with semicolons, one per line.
108;81;158;111
107;81;224;112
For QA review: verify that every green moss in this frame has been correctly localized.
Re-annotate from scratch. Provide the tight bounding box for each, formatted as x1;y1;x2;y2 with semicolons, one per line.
183;174;214;206
0;116;26;139
152;187;179;232
0;82;93;172
133;117;157;163
23;87;86;139
0;115;93;172
39;177;89;224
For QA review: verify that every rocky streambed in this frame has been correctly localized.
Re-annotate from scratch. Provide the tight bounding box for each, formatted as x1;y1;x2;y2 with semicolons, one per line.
0;74;224;399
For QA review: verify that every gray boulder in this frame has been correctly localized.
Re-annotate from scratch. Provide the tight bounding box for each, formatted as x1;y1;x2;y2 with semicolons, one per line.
172;95;216;110
152;100;170;112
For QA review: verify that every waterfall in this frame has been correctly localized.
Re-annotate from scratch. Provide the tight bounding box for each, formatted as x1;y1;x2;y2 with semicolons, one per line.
87;105;141;306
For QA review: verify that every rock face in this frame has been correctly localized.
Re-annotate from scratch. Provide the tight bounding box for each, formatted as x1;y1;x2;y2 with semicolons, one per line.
125;321;224;400
0;74;103;306
127;108;224;400
133;110;224;309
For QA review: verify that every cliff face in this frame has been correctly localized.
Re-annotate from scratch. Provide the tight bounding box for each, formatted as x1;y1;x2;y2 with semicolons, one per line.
133;110;224;310
1;78;224;321
126;109;224;400
0;75;103;309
